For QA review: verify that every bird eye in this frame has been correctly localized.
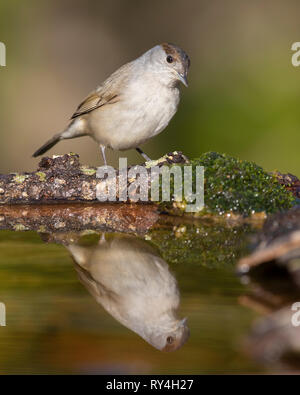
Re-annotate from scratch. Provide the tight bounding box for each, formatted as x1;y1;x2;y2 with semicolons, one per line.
167;336;174;344
166;55;174;63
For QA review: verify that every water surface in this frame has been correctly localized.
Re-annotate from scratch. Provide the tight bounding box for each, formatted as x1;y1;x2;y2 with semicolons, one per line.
0;219;269;374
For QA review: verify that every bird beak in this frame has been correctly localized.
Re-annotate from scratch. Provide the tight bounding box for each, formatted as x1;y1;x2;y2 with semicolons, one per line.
179;317;188;326
177;71;188;87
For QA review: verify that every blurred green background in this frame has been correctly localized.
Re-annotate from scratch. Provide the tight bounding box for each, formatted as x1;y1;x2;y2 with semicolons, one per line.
1;0;300;174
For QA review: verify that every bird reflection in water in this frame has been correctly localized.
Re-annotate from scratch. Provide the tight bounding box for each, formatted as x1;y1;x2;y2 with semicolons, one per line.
66;233;189;352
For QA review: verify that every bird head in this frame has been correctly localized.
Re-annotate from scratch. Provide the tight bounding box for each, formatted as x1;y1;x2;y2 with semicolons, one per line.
146;43;190;87
148;317;190;352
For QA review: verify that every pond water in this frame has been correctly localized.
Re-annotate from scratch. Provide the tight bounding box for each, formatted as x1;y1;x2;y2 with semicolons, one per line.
0;209;275;375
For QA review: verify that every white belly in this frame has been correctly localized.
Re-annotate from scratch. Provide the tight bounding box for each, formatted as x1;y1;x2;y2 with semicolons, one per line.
87;81;180;150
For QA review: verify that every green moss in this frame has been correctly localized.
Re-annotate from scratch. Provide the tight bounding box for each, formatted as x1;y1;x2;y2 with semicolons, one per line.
37;225;47;233
148;221;253;268
145;153;172;169
80;166;96;176
13;174;26;184
13;224;27;231
159;152;294;216
36;172;46;182
196;152;294;215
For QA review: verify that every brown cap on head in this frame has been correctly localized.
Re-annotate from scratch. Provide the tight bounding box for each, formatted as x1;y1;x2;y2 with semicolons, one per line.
161;42;190;69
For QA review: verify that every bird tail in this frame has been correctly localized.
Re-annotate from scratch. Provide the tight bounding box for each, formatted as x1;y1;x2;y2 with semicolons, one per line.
32;133;62;157
32;119;87;158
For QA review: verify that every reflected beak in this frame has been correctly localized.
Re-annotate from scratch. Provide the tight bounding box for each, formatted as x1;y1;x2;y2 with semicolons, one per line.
178;72;188;87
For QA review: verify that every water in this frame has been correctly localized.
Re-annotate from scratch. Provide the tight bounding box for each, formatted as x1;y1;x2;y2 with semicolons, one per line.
0;208;272;375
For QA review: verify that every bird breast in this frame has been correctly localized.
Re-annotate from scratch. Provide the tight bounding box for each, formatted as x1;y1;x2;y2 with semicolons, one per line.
88;73;180;150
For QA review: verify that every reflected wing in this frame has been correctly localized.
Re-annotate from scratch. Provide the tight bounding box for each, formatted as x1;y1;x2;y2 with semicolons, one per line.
73;260;119;303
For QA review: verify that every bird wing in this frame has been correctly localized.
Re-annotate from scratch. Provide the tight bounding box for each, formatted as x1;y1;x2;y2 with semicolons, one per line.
71;61;134;119
71;91;119;119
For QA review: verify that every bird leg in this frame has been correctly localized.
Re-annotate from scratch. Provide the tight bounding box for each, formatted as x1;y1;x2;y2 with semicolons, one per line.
100;144;107;166
98;233;106;244
136;147;151;162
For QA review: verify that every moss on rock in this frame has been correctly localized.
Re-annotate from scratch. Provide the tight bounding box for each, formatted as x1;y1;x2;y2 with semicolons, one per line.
160;152;295;216
198;152;294;215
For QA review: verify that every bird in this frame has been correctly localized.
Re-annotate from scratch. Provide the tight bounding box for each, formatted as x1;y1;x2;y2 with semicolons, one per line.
67;233;190;352
32;43;190;165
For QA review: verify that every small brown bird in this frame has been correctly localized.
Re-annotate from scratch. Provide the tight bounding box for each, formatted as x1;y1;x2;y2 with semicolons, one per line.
33;43;190;164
